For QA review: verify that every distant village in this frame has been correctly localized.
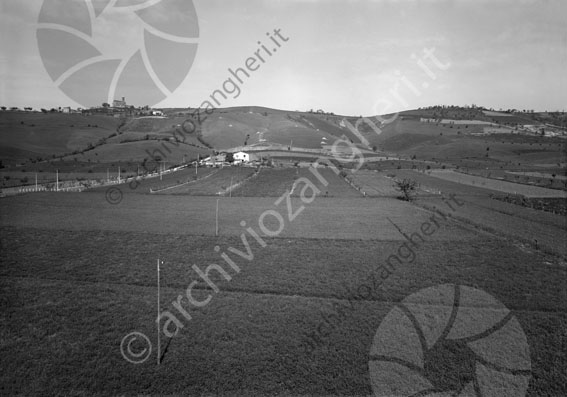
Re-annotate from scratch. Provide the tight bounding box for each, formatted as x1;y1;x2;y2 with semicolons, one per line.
1;96;164;117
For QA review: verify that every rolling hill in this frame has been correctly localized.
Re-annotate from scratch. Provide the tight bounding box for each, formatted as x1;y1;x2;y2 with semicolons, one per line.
0;112;121;164
1;107;565;184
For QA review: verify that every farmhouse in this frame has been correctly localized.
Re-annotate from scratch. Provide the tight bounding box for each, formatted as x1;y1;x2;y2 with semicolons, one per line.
233;151;250;163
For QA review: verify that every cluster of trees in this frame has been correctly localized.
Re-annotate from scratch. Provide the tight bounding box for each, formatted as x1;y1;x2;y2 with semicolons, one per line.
417;105;544;114
307;108;335;115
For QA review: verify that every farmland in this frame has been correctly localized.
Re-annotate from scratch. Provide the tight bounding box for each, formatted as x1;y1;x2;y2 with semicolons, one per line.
1;106;566;396
345;170;400;197
426;169;567;198
1;180;566;395
155;167;257;196
229;167;363;198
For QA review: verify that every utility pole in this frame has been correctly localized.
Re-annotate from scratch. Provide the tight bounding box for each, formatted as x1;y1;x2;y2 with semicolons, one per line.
215;199;219;236
159;161;167;180
56;169;59;192
35;173;38;192
157;258;161;365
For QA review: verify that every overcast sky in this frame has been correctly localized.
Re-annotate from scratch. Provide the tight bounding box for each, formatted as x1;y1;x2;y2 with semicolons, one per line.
1;0;565;115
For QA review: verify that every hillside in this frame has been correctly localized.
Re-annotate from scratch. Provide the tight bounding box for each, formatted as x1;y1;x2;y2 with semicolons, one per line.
199;109;345;150
1;106;565;191
0;112;121;164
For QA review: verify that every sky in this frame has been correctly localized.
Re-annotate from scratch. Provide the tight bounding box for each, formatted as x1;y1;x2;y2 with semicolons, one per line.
0;0;565;116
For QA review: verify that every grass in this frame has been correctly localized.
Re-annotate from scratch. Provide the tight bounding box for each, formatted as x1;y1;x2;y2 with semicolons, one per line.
385;169;567;258
346;170;399;197
229;167;363;198
232;168;297;197
1;193;476;241
200;111;345;150
426;169;567;198
2;107;567;395
0;112;120;159
295;168;363;198
154;167;257;195
0;221;565;395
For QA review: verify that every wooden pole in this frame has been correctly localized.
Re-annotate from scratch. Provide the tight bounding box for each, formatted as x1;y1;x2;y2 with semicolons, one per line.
215;199;219;236
157;258;161;365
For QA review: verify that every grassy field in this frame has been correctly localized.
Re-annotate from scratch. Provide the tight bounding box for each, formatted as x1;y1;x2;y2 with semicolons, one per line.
1;107;567;396
0;112;120;163
346;170;400;197
200;109;346;150
231;168;297;197
229;167;363;198
0;190;566;395
155;167;257;196
294;168;363;198
426;169;567;198
389;169;567;258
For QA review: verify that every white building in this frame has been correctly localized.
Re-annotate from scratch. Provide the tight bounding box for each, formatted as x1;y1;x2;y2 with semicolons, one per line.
233;151;250;163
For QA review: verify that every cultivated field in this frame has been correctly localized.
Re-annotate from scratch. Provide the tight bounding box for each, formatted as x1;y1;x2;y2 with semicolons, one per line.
1;107;566;396
345;170;400;197
156;167;257;196
1;184;566;396
294;168;363;198
231;168;297;197
230;167;363;198
427;169;567;198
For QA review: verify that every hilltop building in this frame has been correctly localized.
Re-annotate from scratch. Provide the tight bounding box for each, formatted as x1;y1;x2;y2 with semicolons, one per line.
113;97;127;108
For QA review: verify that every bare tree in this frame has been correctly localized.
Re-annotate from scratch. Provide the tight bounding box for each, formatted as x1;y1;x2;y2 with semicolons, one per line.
394;178;418;201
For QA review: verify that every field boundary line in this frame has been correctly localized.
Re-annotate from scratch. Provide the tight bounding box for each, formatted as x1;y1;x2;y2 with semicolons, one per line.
150;168;221;193
2;274;565;314
218;167;261;196
414;199;567;259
